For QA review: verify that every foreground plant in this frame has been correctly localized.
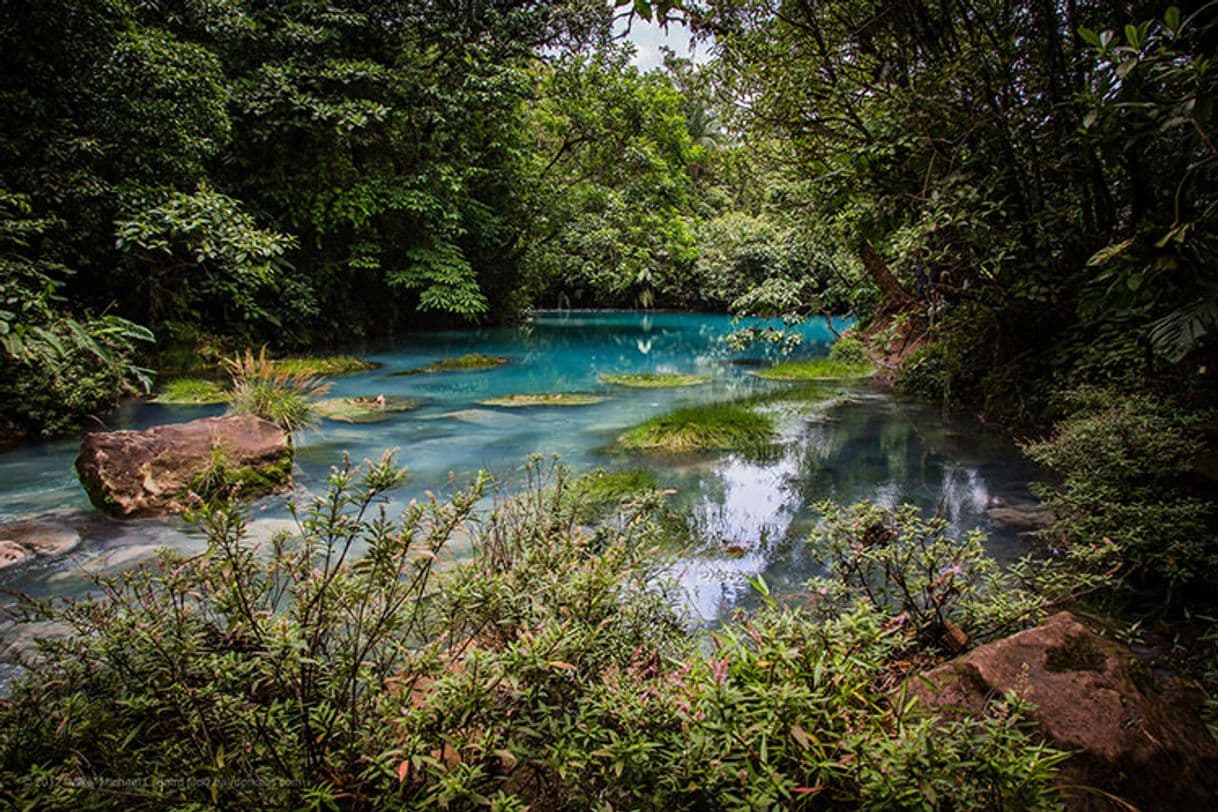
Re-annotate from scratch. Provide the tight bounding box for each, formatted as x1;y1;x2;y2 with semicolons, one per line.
0;454;1067;809
1023;387;1215;591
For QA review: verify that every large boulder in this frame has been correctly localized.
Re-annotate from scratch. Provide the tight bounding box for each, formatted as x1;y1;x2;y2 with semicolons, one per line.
76;414;292;517
910;611;1218;811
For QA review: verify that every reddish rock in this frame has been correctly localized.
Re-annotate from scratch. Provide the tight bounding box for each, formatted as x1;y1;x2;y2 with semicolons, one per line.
75;415;292;517
910;611;1218;811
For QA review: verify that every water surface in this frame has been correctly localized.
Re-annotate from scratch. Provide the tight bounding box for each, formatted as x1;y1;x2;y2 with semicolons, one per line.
0;311;1043;626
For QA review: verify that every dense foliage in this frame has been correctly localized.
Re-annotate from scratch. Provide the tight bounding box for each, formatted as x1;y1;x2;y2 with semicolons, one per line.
686;0;1217;422
0;454;1068;809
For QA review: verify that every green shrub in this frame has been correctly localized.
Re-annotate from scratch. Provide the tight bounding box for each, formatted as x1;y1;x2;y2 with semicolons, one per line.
828;334;869;365
895;340;951;402
1023;387;1216;589
808;501;1047;650
224;347;330;433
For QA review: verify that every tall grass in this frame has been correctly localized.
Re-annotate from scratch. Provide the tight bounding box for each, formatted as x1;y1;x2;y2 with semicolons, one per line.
223;347;330;432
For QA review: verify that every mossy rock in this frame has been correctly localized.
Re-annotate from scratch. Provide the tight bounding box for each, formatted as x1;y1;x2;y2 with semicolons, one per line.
270;356;381;376
315;396;422;423
618;403;776;454
153;378;228;406
395;354;510;375
598;372;710;389
753;358;875;381
479;393;604;408
191;446;294;504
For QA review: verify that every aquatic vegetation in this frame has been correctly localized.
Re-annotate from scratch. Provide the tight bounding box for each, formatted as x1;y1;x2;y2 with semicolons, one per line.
618;402;776;453
397;353;510;375
152;378;227;405
314;396;422;423
598;372;710;388
480;392;604;407
224;348;330;433
754;358;875;380
269;356;380;376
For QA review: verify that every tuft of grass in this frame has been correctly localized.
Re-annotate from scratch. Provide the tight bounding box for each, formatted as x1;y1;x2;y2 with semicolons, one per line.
598;372;709;389
395;353;510;375
753;358;875;381
153;378;227;405
224;348;331;433
618;402;776;453
480;393;604;408
315;396;422;423
571;468;660;504
269;356;380;376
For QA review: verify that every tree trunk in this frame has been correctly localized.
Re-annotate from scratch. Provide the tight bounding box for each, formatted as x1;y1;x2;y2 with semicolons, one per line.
860;242;914;309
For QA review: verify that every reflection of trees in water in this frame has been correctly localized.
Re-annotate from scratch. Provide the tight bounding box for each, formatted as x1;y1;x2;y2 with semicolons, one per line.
672;397;1040;621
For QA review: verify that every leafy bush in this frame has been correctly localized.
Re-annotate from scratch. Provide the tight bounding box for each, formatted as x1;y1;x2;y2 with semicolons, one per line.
808;501;1046;651
0;455;1067;809
1023;387;1216;589
0;192;153;438
828;334;869;365
223;347;330;433
895;340;951;403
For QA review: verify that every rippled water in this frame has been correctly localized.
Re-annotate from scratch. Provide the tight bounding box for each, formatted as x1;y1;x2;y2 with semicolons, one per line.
0;311;1043;625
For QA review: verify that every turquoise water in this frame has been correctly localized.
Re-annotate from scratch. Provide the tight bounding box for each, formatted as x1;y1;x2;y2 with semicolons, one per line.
0;310;1043;624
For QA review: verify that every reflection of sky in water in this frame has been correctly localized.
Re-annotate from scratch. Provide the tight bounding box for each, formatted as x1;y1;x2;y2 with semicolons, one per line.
0;311;1043;626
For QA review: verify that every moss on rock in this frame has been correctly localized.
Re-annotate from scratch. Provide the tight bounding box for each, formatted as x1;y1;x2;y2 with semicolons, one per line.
153;378;228;406
598;372;709;389
754;358;875;381
269;356;380;376
617;402;776;454
480;393;604;408
315;396;422;423
395;354;510;375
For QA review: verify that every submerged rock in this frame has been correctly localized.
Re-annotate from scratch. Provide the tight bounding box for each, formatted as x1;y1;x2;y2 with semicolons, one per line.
75;414;292;517
0;540;31;570
0;520;80;556
985;499;1054;530
910;611;1218;811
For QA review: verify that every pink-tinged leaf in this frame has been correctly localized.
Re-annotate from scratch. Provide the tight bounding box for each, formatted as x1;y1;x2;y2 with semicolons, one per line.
794;785;825;795
397;760;410;783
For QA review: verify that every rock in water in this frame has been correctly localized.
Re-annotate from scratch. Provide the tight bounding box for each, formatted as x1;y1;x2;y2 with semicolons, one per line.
75;414;292;517
910;611;1218;811
0;540;31;570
